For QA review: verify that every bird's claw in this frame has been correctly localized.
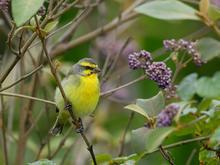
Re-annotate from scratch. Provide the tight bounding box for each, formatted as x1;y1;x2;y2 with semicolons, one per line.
64;102;72;112
73;118;84;133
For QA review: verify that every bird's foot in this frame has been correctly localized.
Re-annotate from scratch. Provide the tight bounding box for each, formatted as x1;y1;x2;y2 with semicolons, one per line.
64;102;72;112
73;118;84;133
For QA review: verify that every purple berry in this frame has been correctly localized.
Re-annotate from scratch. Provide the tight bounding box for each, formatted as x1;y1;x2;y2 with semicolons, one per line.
163;39;205;66
146;62;172;89
157;104;180;127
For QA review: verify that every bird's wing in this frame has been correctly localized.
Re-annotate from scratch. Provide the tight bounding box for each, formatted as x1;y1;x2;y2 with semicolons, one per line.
54;74;80;110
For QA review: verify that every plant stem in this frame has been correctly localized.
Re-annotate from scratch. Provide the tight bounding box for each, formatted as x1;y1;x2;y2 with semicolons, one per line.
0;92;56;105
159;145;174;165
101;75;145;97
0;92;9;165
118;112;134;156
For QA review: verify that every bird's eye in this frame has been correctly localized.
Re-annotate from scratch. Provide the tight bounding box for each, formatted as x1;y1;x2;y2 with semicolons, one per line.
84;66;94;70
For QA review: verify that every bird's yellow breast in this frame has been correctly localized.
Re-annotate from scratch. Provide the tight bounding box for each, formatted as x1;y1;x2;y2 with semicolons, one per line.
55;74;100;117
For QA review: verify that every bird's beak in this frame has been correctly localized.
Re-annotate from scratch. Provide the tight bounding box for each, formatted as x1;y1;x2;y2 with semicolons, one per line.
93;67;101;73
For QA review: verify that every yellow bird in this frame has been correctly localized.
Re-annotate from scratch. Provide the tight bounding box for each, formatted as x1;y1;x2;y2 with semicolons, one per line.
51;58;101;135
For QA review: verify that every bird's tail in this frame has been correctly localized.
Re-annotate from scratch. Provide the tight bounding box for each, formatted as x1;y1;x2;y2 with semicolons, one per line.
50;119;64;136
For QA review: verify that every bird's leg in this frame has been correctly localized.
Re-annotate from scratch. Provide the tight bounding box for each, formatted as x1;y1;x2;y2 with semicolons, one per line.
64;102;84;133
73;118;84;133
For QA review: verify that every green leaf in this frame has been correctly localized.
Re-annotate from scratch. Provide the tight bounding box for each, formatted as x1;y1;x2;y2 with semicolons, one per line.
91;154;112;165
12;0;45;26
198;99;212;112
136;91;165;116
210;127;220;145
113;154;139;165
199;149;219;165
44;20;59;33
134;0;200;21
124;104;150;119
131;127;175;153
196;72;220;98
177;73;198;101
208;5;220;21
27;159;56;165
197;38;220;61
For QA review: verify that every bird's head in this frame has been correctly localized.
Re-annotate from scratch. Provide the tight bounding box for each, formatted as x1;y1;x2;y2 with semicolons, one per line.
69;58;101;77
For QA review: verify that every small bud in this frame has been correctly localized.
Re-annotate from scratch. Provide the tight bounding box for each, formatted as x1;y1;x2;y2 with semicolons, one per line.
37;6;46;16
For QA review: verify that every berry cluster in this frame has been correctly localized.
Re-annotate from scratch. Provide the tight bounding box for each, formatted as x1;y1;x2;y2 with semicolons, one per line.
163;39;204;66
128;50;152;70
156;104;180;127
128;50;172;89
0;0;9;12
146;62;172;89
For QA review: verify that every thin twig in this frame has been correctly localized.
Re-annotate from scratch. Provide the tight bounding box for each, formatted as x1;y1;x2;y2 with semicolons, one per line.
101;75;145;97
48;11;139;60
0;90;9;165
141;136;210;159
102;38;131;83
0;65;43;92
118;112;134;156
159;145;174;165
0;92;56;105
51;0;80;20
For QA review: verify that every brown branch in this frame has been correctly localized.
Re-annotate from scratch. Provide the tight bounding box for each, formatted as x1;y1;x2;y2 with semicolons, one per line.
48;12;139;60
51;0;80;20
159;145;174;165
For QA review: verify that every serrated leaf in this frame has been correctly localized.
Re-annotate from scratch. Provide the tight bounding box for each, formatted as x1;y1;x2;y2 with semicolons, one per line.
200;0;210;15
27;159;56;165
177;73;198;101
12;0;45;26
124;104;150;119
131;127;174;153
136;91;165;116
134;0;200;21
196;72;220;98
197;38;220;61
